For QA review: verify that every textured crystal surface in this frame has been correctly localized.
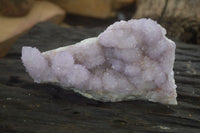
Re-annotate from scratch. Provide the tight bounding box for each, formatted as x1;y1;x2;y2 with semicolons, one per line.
21;18;177;105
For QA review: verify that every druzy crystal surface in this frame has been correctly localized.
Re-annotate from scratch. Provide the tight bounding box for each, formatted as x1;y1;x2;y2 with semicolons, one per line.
21;18;177;105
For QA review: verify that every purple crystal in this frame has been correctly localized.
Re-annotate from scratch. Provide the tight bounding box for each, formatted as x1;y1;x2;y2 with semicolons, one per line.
22;18;177;105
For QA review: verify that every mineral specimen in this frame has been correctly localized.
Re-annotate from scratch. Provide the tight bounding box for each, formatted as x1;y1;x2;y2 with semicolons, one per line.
21;18;177;105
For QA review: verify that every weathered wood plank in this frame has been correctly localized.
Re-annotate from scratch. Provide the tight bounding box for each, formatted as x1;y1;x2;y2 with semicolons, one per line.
0;22;200;133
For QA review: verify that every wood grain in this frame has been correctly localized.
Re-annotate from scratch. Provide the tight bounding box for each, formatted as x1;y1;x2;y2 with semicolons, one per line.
0;23;200;133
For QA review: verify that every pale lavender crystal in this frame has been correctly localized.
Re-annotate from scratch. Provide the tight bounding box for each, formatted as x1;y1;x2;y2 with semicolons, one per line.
21;18;177;105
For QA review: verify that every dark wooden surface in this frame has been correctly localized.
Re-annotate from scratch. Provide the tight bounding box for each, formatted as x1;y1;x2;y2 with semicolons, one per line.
0;22;200;133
